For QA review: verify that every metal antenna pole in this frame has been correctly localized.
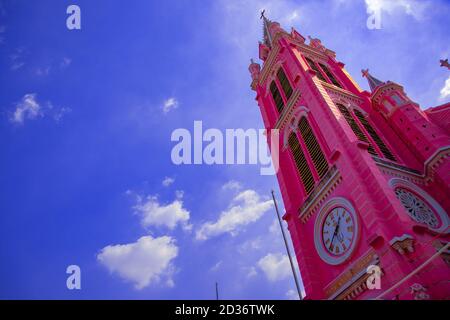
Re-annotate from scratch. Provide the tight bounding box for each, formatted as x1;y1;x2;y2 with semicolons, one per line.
271;190;303;300
215;282;219;300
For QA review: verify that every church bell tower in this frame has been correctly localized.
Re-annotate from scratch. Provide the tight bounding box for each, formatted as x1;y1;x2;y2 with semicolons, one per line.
249;12;450;300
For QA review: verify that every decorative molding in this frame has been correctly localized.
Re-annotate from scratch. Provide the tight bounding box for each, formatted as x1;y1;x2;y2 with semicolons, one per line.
389;234;415;255
290;39;330;62
423;146;450;182
274;90;302;130
373;156;422;177
298;165;342;223
324;250;380;300
371;82;405;105
280;105;310;150
322;81;364;105
259;44;281;85
410;283;430;300
373;146;450;187
376;166;424;186
263;59;285;97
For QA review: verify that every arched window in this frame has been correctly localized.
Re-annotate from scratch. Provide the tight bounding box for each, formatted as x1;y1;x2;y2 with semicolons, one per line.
298;117;329;178
277;68;293;100
353;109;396;161
288;132;315;194
336;103;378;156
270;81;284;114
287;116;330;195
304;57;327;82
318;63;342;88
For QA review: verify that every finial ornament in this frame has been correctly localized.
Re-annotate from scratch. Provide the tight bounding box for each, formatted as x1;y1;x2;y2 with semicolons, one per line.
440;58;450;70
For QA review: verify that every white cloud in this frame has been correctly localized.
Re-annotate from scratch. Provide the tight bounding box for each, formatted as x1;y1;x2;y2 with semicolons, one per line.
10;94;70;125
195;189;273;240
162;176;175;187
365;0;430;21
162;97;179;114
439;76;450;100
222;180;243;191
257;253;291;282
97;235;178;289
10;94;42;124
133;194;191;231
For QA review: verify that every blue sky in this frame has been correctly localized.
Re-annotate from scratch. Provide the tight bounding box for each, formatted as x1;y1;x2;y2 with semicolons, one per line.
0;0;449;299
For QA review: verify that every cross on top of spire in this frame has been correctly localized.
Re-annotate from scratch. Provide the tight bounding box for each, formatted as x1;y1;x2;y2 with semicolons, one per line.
362;68;385;92
440;58;450;70
361;69;370;78
260;9;266;20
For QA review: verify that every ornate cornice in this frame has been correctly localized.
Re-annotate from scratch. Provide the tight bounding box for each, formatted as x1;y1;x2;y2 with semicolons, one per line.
325;250;381;300
298;165;342;223
389;234;415;255
423;146;450;182
321;82;364;105
259;31;335;87
374;146;450;185
292;41;330;62
259;44;281;85
371;82;404;104
274;90;301;130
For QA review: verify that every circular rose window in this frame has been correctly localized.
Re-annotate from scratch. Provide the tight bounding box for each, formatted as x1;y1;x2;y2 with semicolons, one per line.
394;188;439;229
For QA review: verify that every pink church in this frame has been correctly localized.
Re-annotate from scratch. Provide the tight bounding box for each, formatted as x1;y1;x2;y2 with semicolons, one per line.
249;14;450;300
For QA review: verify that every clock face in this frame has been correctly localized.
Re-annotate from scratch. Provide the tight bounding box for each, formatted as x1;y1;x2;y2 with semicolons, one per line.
314;198;360;265
321;207;355;257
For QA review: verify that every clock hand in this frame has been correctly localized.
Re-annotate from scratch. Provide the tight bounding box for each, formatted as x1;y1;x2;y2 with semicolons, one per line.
335;216;343;242
328;216;341;250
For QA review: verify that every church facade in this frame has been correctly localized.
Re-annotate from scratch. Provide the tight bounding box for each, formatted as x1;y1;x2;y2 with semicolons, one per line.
249;15;450;300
